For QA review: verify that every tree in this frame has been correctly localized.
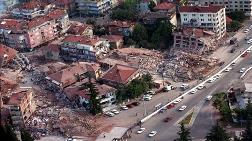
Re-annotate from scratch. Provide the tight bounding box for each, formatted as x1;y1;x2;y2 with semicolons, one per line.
206;123;229;141
227;21;241;32
132;24;148;44
151;21;174;48
110;0;138;20
175;123;191;141
86;82;102;115
243;100;252;141
21;129;34;141
228;11;246;22
148;0;156;12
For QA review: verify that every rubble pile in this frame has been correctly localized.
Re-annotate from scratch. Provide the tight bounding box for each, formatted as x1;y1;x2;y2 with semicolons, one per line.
158;51;219;82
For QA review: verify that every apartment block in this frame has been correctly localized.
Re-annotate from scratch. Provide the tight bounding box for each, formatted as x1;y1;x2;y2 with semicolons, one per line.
7;88;35;127
107;21;136;37
0;9;69;50
75;0;112;16
180;5;226;39
11;0;55;19
199;0;252;16
60;35;110;62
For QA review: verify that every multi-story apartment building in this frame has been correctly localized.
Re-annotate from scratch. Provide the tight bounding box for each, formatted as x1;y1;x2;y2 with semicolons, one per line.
180;5;226;39
75;0;112;16
0;9;69;50
107;21;136;37
11;0;55;19
60;35;110;61
198;0;252;16
7;88;35;127
45;0;76;16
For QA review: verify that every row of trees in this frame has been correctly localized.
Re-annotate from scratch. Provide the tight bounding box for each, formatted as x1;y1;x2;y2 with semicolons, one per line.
227;11;246;32
116;73;154;103
0;124;34;141
129;21;174;49
175;123;230;141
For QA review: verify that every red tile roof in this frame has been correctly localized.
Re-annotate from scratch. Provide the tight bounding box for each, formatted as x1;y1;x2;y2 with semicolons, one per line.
63;35;100;46
226;16;233;25
28;16;51;29
109;21;135;28
180;5;224;13
0;44;17;62
0;19;27;31
68;23;93;35
101;64;138;84
53;0;74;5
64;86;89;100
154;2;176;11
19;0;48;10
101;35;123;42
47;9;67;19
8;89;32;105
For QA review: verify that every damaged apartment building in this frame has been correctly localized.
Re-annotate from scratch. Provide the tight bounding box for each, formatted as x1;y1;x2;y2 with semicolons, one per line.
173;28;216;55
60;35;110;62
7;88;36;128
0;1;69;50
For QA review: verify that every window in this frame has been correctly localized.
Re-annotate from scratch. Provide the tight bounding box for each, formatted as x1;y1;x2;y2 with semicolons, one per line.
184;18;187;21
201;19;204;21
208;14;211;17
183;14;187;16
192;14;196;16
208;19;211;21
200;14;203;16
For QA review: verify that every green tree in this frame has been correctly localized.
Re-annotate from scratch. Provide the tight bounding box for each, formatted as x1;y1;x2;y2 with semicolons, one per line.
21;129;34;141
243;100;252;141
151;21;174;48
227;21;241;32
141;73;154;89
228;11;246;22
148;0;156;12
86;82;102;115
2;124;18;141
110;0;138;20
132;24;148;44
175;123;191;141
206;123;229;141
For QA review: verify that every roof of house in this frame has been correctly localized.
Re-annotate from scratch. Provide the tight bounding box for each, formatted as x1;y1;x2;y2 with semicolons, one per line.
48;62;100;87
153;2;176;11
67;23;93;35
19;0;49;10
108;21;135;28
8;89;32;105
63;35;100;46
28;16;51;29
101;64;138;84
101;35;123;42
0;19;27;31
0;44;18;62
226;16;233;25
180;5;224;13
47;9;67;19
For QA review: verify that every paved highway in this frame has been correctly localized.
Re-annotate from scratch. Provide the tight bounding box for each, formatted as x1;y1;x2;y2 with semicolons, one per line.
129;42;252;141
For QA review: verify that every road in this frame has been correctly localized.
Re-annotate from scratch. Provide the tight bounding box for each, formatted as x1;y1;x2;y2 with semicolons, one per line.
128;36;252;141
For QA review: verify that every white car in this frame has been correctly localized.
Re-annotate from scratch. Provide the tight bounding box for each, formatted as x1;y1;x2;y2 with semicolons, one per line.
180;83;189;90
147;90;155;95
143;96;152;101
148;131;157;137
111;109;120;114
197;84;205;90
249;25;252;29
179;105;187;111
206;95;213;101
190;89;197;94
137;128;145;134
224;67;232;72
207;77;216;83
105;112;115;117
247;40;252;44
173;99;182;104
247;49;251;53
239;68;246;73
244;29;249;33
121;105;128;110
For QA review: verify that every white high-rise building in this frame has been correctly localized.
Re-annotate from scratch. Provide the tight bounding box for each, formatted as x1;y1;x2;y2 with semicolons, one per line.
198;0;252;16
180;5;226;39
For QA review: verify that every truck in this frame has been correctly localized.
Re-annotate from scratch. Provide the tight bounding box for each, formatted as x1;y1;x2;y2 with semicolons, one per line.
230;37;238;45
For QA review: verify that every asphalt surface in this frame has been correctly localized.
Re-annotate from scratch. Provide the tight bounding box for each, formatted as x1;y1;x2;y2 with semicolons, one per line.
128;27;252;141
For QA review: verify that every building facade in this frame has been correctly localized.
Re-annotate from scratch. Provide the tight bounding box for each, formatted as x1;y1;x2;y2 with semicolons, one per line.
60;35;110;62
107;21;135;37
7;88;35;127
180;5;226;39
198;0;252;16
75;0;112;16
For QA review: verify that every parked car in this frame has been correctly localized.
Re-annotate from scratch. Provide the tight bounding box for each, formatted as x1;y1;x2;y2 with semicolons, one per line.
206;95;213;101
121;105;128;110
148;131;157;137
244;29;249;33
239;68;246;73
231;62;236;66
178;105;187;111
207;77;216;83
241;52;248;57
224;67;232;72
167;103;175;109
180;83;189;91
111;109;120;114
230;48;236;53
197;84;205;90
163;117;172;122
137;128;145;134
247;48;251;53
105;112;115;117
146;90;155;95
190;89;197;94
173;99;182;104
247;39;252;44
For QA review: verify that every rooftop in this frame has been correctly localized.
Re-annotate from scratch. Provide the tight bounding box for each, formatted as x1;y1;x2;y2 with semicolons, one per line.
28;16;51;29
180;5;224;13
0;44;18;62
101;35;123;42
18;0;49;10
67;22;93;35
0;19;27;31
108;21;135;28
8;89;32;105
101;64;138;85
63;35;100;46
47;9;67;19
153;2;176;11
